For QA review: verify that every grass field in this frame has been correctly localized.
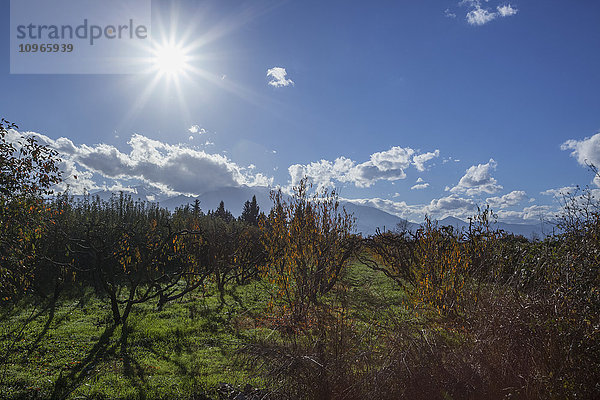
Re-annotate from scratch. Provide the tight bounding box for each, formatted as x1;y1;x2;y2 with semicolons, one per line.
0;263;401;399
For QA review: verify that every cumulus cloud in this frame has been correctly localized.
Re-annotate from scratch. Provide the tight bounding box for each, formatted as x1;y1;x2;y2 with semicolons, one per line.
541;186;578;198
412;149;440;172
449;159;503;196
289;146;440;189
288;157;354;190
370;147;414;172
467;7;497;25
103;184;137;194
12;130;272;196
495;204;555;224
497;4;518;17
561;132;600;186
425;194;477;218
342;197;423;222
267;67;294;87
486;190;527;209
346;193;552;224
540;186;600;213
411;183;430;190
344;193;477;221
347;195;473;221
3;129;97;194
562;133;600;187
461;1;518;26
188;125;207;135
520;204;553;220
411;177;430;190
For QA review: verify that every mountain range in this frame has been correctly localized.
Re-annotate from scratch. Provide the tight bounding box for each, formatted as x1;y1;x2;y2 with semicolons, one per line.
80;185;555;238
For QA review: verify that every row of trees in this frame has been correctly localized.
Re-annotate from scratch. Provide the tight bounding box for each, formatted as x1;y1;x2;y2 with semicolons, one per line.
3;121;599;398
0;120;356;331
0;122;270;324
24;193;267;325
248;195;600;399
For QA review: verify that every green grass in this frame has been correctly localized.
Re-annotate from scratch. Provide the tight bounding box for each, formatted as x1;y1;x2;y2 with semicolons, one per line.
0;265;401;399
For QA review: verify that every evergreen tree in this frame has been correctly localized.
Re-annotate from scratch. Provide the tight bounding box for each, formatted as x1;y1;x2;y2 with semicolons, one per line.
240;195;260;226
192;199;201;218
214;200;234;222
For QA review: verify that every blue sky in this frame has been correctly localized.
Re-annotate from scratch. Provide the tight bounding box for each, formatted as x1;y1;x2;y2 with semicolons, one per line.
2;0;600;222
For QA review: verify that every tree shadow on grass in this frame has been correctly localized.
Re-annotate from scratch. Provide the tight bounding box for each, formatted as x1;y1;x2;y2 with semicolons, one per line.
120;321;148;399
50;323;117;400
0;290;73;387
27;288;92;358
51;319;155;400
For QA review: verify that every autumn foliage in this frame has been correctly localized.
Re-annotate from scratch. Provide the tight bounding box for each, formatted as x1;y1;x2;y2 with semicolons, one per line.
0;120;61;301
1;119;599;399
260;180;356;326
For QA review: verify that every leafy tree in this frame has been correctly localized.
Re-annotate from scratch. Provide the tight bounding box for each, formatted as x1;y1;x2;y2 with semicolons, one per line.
260;179;357;325
0;119;62;301
47;193;209;325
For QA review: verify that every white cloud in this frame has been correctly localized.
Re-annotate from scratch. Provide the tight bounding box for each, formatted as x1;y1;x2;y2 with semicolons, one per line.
445;8;457;18
267;67;294;88
345;193;554;225
412;149;440;171
411;177;430;190
485;190;527;209
289;146;440;189
541;186;578;198
497;4;518;17
521;204;554;221
344;193;478;221
467;7;497;25
561;132;600;186
425;194;477;218
188;125;207;135
495;204;555;224
443;157;461;164
103;183;137;194
288;156;355;190
346;147;414;187
14;130;272;196
370;146;414;171
343;197;423;222
411;183;430;190
449;159;503;196
462;1;518;26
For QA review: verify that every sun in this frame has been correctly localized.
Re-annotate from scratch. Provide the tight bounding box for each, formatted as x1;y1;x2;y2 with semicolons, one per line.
151;42;190;78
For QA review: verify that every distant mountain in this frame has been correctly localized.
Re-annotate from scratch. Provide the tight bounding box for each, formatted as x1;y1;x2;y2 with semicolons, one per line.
438;216;556;238
81;185;554;239
194;186;272;216
77;185;168;203
339;201;417;236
